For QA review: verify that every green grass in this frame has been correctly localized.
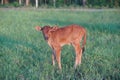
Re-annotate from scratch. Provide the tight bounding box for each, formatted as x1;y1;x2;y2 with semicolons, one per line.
0;9;120;80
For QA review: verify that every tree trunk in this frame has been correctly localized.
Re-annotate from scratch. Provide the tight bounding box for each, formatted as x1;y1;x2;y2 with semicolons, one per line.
1;0;3;4
45;0;46;4
35;0;38;8
26;0;29;6
82;0;86;6
4;0;9;4
19;0;22;5
53;0;56;7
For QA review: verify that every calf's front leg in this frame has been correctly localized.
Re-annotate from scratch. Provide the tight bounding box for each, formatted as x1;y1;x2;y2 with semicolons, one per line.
52;50;56;66
54;47;62;70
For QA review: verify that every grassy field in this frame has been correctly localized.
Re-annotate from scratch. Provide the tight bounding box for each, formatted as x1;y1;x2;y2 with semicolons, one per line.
0;9;120;80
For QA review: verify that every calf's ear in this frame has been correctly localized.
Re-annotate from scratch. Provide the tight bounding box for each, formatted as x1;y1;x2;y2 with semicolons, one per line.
35;26;41;31
49;26;58;32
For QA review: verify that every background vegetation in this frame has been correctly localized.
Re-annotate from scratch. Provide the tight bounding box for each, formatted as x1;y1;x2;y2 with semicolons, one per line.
0;9;120;80
0;0;120;8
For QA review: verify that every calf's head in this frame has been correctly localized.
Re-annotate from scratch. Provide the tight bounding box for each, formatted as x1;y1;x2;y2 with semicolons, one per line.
35;25;58;40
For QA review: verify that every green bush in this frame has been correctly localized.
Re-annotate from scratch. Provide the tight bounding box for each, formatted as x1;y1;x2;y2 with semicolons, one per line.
12;1;20;7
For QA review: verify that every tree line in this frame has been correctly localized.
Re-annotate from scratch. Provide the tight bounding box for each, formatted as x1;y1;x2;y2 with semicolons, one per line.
1;0;120;8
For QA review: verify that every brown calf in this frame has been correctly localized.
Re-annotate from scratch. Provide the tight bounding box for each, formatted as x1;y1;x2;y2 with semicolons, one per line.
35;24;86;69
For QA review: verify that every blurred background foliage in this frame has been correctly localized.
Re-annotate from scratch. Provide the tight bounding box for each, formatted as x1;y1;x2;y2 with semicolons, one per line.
0;0;120;8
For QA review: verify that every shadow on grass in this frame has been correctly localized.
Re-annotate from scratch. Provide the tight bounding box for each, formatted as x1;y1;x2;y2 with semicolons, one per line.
0;35;39;53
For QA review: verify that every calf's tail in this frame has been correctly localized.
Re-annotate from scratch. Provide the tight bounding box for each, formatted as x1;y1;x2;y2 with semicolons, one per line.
82;30;86;53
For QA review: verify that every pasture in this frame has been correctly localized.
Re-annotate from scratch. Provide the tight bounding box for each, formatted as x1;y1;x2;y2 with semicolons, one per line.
0;9;120;80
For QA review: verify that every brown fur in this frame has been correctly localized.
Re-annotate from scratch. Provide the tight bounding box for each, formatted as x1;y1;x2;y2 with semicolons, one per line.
35;24;86;69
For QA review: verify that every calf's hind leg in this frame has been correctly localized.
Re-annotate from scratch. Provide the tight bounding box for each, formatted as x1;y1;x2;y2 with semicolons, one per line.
52;53;55;66
72;42;82;69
